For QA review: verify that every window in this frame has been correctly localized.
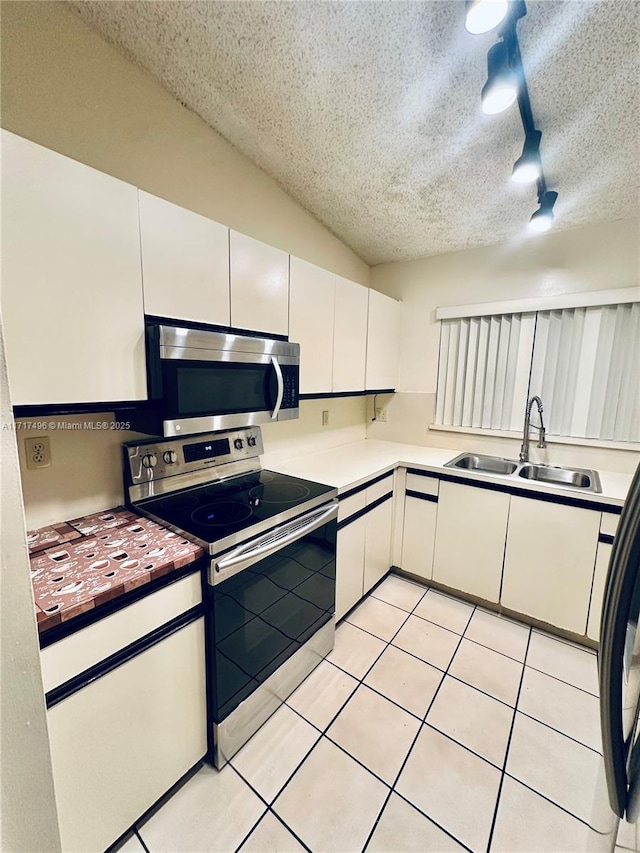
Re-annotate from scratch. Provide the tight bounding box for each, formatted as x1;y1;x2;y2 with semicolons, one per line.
435;295;640;443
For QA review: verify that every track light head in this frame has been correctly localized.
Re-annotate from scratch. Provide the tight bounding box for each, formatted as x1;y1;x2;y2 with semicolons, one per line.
481;41;518;115
529;191;558;233
512;131;542;184
465;0;509;35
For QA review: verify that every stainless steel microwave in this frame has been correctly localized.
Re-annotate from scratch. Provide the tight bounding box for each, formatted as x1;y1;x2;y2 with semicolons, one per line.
141;324;300;438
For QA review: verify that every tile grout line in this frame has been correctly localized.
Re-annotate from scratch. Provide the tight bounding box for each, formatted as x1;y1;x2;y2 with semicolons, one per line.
237;583;433;848
524;662;600;698
516;708;603;755
134;829;151;853
485;625;533;852
228;761;314;853
361;601;477;852
501;771;606;831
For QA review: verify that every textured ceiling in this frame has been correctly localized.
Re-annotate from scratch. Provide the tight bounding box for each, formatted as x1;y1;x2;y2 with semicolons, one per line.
69;0;639;265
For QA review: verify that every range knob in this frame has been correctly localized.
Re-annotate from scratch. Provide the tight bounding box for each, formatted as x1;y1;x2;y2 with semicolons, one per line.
163;450;178;464
141;453;158;469
234;438;244;450
247;435;257;447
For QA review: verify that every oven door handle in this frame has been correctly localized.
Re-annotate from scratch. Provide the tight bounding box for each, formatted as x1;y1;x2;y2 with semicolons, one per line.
270;356;284;420
212;502;338;582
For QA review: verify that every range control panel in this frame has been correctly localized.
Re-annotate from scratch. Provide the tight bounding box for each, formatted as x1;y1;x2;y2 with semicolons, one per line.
124;427;264;487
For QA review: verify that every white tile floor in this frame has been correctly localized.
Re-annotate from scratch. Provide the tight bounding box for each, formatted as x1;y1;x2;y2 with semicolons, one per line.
121;574;610;853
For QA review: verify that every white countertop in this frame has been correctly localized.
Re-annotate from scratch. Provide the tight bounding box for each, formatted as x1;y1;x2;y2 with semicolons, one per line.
265;439;633;507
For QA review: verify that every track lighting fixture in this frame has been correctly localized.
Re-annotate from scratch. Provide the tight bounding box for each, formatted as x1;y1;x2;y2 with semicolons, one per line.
511;131;542;184
528;191;558;233
481;41;518;115
465;0;509;35
467;1;558;232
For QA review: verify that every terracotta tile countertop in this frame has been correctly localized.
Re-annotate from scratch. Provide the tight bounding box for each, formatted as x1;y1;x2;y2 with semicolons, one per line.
28;507;205;633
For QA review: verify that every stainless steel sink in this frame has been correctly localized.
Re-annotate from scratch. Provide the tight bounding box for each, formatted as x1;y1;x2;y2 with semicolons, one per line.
443;453;602;494
518;463;602;493
444;453;519;476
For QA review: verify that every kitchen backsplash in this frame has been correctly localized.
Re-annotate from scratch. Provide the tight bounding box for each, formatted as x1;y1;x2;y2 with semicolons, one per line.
16;396;368;529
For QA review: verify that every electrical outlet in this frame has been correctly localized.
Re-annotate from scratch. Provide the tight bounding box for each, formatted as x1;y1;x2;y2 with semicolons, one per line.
322;410;329;427
25;436;52;470
375;407;387;422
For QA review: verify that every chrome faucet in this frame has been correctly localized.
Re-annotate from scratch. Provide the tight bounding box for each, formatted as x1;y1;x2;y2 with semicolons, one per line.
520;395;547;463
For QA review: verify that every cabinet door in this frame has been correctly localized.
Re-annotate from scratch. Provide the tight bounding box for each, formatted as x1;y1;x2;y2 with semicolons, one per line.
333;276;368;392
230;231;289;336
364;498;394;593
432;481;509;602
289;256;335;393
588;541;612;641
139;191;230;326
46;619;206;853
365;289;401;391
336;516;366;621
502;497;600;634
1;130;146;405
401;496;438;581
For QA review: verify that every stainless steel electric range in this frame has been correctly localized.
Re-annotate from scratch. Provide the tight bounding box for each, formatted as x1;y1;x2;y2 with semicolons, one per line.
123;426;338;767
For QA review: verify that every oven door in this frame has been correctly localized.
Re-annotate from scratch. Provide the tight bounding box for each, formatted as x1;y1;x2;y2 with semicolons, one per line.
206;502;337;757
148;324;300;436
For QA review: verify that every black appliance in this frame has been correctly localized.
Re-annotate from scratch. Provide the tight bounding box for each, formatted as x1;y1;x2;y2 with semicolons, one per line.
123;426;337;767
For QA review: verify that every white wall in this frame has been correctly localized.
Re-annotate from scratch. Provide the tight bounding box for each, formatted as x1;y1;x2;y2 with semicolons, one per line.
0;321;61;852
368;219;640;474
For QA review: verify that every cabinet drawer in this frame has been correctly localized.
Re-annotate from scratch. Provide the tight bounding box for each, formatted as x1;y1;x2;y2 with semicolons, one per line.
601;512;620;537
338;491;366;522
40;572;202;693
365;474;394;505
406;472;439;497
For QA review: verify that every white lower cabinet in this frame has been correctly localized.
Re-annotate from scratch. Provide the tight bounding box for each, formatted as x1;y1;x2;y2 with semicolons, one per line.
587;540;612;641
364;498;394;593
336;515;367;621
501;498;600;634
47;618;207;853
400;472;439;581
401;496;437;581
432;481;510;602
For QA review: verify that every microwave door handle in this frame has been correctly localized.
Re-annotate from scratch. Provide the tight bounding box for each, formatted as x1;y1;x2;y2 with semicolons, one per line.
271;355;284;420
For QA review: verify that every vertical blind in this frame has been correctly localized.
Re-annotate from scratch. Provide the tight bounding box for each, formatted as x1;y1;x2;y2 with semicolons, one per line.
529;303;640;442
435;302;639;442
435;313;535;431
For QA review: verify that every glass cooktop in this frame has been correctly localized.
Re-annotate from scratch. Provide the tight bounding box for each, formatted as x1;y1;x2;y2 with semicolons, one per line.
137;470;335;546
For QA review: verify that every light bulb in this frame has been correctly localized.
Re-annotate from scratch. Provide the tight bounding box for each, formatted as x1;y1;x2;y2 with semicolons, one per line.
465;0;509;35
511;131;542;184
528;212;553;233
482;81;518;115
528;191;558;234
481;42;518;116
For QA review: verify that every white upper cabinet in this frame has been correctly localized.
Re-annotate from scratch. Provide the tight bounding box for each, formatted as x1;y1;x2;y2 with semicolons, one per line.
1;131;146;405
333;276;368;392
289;257;335;393
366;289;401;390
138;191;230;326
230;231;289;336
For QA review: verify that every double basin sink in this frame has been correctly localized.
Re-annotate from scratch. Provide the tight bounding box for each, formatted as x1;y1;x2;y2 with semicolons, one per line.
444;453;602;493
